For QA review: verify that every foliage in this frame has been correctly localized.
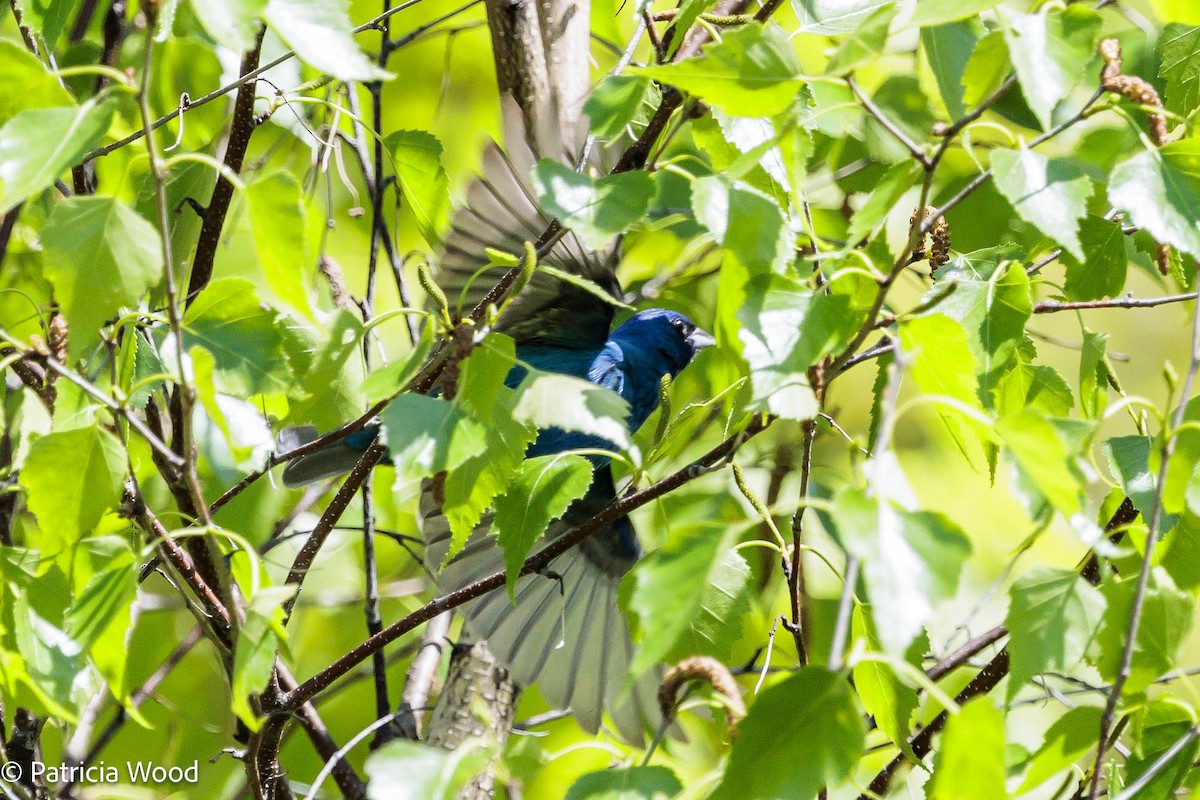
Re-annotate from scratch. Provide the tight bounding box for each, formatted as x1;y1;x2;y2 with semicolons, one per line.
2;0;1200;799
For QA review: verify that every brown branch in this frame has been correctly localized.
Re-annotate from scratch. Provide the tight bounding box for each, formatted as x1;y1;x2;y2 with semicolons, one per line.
281;443;387;621
1034;293;1198;314
185;28;265;303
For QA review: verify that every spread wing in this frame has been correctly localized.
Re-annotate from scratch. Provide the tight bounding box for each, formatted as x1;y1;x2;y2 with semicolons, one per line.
435;95;621;349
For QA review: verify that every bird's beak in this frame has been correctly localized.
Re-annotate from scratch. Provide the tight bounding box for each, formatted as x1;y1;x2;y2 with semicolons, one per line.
687;328;716;351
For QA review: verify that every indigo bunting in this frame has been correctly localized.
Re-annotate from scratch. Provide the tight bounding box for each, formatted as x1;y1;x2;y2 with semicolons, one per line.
282;99;712;739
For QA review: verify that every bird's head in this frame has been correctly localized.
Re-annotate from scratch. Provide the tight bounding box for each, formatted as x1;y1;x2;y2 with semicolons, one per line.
611;309;715;379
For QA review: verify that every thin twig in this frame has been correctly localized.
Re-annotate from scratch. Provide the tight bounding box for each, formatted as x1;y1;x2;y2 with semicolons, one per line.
1034;293;1198;313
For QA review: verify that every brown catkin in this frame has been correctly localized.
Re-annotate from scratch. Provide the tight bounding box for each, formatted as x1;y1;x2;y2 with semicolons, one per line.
1100;38;1171;275
910;206;950;271
658;655;746;737
930;215;951;273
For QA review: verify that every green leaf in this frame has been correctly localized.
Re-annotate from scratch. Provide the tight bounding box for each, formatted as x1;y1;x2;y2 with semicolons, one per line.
693;176;794;273
1124;695;1200;800
1103;436;1167;527
442;337;537;555
910;0;1003;27
511;371;631;451
0;99;114;211
387;130;450;247
852;607;920;760
584;76;656;138
365;740;489;800
283;311;366;430
183;278;289;396
668;546;752;664
794;0;889;34
737;274;856;420
710;668;864;799
565;766;682;800
1079;331;1109;419
65;544;136;701
442;409;536;559
846;160;922;244
21;426;126;550
921;256;1030;378
379;394;490;485
191;0;268;52
994;359;1074;418
263;0;391;81
1094;575;1195;694
40;196;162;357
493;454;593;597
898;314;986;453
1108;138;1200;261
1164;396;1200;517
1005;568;1106;700
961;30;1011;109
825;4;894;75
627;522;748;677
1159;24;1200;117
833;487;972;655
360;332;433;404
637;23;802;116
22;0;71;48
1162;512;1200;592
1018;706;1103;792
928;698;1007;800
1063;216;1128;301
996;409;1087;518
998;6;1101;130
244;171;315;319
921;20;981;118
231;585;295;729
991;145;1093;261
531;161;653;250
0;40;74;127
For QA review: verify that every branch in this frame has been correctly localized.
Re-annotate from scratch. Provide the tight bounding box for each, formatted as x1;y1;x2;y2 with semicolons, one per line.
185;28;265;302
1034;293;1198;313
281;443;387;621
848;77;929;168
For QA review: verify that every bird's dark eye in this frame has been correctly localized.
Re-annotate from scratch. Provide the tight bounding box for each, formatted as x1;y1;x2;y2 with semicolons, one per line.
670;317;687;333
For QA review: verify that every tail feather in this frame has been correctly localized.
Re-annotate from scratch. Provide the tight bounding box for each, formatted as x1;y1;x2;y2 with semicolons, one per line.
279;426;369;487
418;480;664;741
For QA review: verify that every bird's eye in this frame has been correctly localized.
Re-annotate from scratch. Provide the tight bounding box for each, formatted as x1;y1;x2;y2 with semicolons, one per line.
670;318;687;333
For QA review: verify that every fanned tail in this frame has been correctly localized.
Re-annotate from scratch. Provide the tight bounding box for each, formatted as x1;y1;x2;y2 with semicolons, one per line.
419;480;665;742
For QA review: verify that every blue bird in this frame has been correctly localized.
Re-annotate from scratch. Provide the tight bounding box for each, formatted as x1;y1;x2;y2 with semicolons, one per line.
281;98;712;739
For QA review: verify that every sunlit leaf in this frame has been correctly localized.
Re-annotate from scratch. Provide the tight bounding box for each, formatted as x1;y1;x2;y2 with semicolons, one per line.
494;454;593;596
637;23;802;116
21;426;125;551
998;6;1101;130
1005;568;1106;700
531;160;654;250
263;0;391;81
991;145;1092;261
710;668;864;799
388;130;450;247
1108;138;1200;261
928;698;1007;800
